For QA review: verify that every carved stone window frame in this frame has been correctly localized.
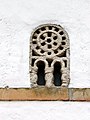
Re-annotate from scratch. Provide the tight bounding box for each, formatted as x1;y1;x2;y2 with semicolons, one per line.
30;24;70;88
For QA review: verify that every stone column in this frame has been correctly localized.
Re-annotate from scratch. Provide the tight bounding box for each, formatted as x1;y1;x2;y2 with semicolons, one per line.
45;67;54;87
30;67;38;87
61;68;69;87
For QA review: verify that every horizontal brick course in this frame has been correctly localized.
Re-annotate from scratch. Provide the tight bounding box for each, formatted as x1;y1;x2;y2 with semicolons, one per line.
0;88;68;101
0;88;90;101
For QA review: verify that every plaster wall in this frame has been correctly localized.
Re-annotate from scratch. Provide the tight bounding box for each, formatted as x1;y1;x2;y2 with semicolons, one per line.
0;102;90;120
0;0;90;88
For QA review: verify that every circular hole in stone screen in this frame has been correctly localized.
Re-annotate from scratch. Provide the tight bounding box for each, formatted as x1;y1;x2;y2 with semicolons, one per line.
41;42;46;46
54;27;59;32
53;42;57;46
54;50;58;54
33;41;37;44
47;38;51;43
53;36;57;40
40;35;45;40
36;30;40;34
48;26;52;30
59;31;64;35
41;50;44;54
48;52;51;55
47;32;52;37
32;35;37;39
62;36;66;40
61;41;66;45
48;44;52;49
36;46;39;50
59;46;63;50
41;27;46;31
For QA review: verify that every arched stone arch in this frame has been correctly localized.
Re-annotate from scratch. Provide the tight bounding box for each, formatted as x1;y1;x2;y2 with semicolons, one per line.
51;59;65;68
30;24;70;87
34;58;48;69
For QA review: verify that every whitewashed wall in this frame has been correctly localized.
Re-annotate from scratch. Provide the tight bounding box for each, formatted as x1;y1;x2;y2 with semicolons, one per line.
0;0;90;88
0;102;90;120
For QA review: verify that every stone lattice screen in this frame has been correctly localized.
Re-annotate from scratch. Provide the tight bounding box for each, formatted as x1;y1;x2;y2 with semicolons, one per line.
30;24;70;88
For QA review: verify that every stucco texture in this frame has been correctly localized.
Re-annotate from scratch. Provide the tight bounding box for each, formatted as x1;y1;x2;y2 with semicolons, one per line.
0;0;90;88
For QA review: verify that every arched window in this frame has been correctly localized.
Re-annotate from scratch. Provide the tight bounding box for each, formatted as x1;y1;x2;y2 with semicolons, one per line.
30;24;70;87
53;62;62;86
37;61;45;86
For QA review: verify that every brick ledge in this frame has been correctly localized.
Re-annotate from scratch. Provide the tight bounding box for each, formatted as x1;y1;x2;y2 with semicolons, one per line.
0;88;90;101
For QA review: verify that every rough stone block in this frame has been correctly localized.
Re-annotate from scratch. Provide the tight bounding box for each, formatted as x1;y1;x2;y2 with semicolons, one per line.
69;88;90;101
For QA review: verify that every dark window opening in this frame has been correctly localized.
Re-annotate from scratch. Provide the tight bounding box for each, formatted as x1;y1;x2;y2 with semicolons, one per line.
54;27;59;32
47;32;52;37
31;59;36;66
32;50;38;56
37;61;45;85
36;46;39;50
58;51;66;57
48;44;52;49
40;35;45;40
61;41;66;45
64;60;67;67
48;52;51;55
53;36;57;40
59;46;63;50
53;62;62;86
54;50;58;54
40;50;44;54
32;35;37;39
59;31;64;35
46;59;53;67
41;42;46;46
49;26;52;30
36;30;40;34
47;38;51;43
53;42;57;46
62;51;66;57
41;27;46;31
62;36;66;40
32;41;37;44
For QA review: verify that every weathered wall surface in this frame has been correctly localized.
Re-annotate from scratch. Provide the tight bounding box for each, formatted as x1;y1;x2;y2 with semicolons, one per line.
0;102;90;120
0;0;90;88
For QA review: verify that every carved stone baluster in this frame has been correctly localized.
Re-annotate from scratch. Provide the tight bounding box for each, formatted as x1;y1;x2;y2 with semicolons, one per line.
45;67;54;87
61;68;69;87
30;67;38;87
